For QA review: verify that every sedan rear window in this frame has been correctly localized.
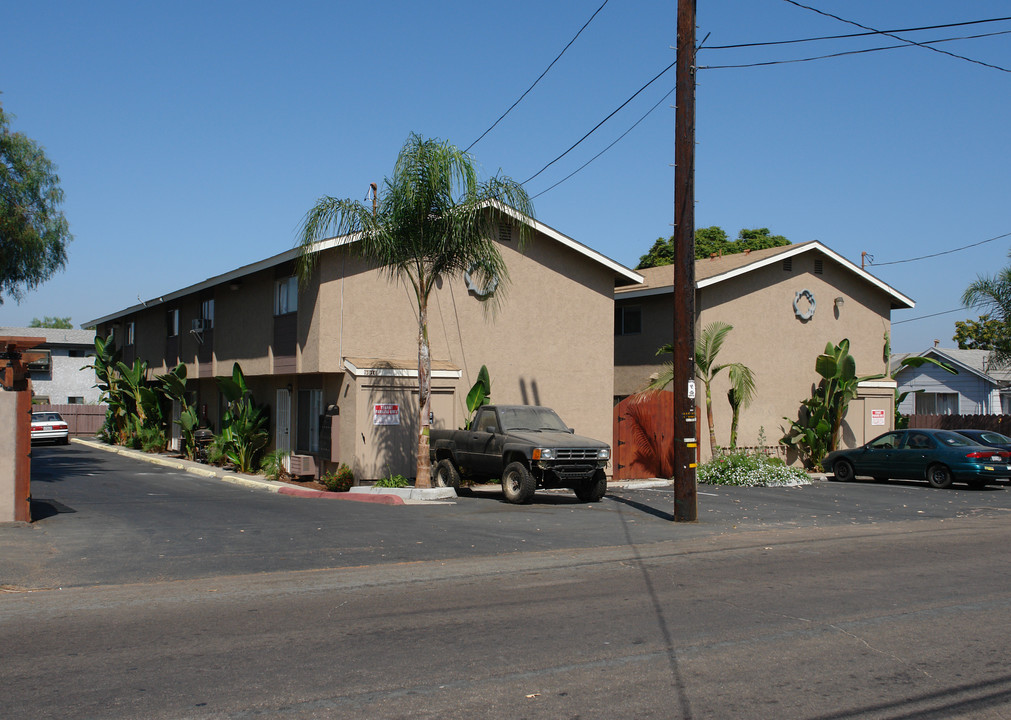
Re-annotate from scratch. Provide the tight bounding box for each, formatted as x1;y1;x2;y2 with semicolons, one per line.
935;431;974;447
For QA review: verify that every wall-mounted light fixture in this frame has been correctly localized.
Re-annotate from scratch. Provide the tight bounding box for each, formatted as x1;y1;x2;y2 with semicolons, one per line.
834;296;845;313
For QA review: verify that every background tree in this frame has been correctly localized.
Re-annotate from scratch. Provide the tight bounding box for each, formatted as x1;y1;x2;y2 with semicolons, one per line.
641;321;756;457
296;133;533;487
953;314;1005;351
30;316;72;328
962;257;1011;368
0;102;72;304
636;226;789;269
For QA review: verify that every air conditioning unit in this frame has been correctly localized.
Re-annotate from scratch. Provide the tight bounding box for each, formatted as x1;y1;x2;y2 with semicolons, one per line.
191;318;206;332
289;454;318;478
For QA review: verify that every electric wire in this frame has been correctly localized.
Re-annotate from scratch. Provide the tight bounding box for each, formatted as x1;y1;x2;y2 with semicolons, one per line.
868;231;1011;267
892;308;969;325
703;16;1011;50
700;30;1011;70
465;0;609;152
782;0;1011;73
520;59;676;186
531;87;675;200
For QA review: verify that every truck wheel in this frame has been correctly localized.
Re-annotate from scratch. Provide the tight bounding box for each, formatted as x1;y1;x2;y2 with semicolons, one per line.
574;469;607;502
434;459;461;489
501;462;535;504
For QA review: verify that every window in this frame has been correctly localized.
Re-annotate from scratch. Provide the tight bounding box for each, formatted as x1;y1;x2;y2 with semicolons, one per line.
201;298;215;328
274;277;298;316
915;392;958;415
167;309;179;337
67;396;84;404
614;306;642;336
296;389;324;453
126;322;135;345
68;349;86;358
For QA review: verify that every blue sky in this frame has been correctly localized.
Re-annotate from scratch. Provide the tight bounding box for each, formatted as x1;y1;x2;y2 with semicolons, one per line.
2;1;1008;353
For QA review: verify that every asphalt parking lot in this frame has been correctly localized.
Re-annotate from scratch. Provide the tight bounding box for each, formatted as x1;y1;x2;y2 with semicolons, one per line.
4;443;1009;591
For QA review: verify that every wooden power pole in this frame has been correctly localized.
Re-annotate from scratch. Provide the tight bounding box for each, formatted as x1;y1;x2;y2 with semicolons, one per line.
672;0;698;521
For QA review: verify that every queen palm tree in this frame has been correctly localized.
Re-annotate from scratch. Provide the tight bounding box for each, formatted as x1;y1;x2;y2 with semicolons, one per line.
295;133;533;487
643;321;756;457
962;259;1011;369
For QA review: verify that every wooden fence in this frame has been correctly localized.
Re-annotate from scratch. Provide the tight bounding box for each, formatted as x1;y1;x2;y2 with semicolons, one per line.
907;414;1011;434
34;404;106;437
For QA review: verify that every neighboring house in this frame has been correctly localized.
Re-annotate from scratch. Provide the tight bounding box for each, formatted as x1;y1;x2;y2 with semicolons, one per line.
613;241;915;470
893;346;1011;416
0;327;98;404
83;209;641;480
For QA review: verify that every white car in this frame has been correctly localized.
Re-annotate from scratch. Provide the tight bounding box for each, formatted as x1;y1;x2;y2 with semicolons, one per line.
31;412;70;445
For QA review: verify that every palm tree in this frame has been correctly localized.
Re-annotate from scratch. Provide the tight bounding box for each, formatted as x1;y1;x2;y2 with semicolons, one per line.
962;259;1011;369
643;321;756;457
295;133;533;487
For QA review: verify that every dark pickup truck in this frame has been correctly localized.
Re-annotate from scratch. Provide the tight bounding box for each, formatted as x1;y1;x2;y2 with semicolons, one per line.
429;405;611;504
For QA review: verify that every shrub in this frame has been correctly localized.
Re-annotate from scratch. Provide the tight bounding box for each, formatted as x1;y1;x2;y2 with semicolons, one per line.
322;463;354;492
260;450;291;481
375;473;409;488
699;449;810;487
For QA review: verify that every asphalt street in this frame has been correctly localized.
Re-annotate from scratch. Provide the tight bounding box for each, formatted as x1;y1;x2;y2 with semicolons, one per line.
2;444;1010;718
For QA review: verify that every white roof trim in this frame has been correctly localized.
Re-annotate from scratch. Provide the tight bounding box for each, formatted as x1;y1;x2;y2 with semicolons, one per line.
343;358;462;380
616;242;914;309
82;204;640;328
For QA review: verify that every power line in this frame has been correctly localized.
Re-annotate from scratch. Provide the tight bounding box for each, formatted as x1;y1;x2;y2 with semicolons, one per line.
782;0;1011;73
465;0;610;153
700;30;1011;70
869;231;1011;267
892;308;968;325
703;16;1011;50
531;87;675;200
521;59;676;186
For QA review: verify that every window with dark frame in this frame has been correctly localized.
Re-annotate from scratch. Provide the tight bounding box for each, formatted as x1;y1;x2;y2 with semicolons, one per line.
614;305;642;336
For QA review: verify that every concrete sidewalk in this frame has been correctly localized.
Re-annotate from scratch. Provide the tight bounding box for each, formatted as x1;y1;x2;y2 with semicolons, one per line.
70;438;669;503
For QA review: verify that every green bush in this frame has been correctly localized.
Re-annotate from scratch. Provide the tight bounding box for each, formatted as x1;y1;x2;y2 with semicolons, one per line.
322;463;354;492
375;473;409;488
260;450;291;481
699;449;810;487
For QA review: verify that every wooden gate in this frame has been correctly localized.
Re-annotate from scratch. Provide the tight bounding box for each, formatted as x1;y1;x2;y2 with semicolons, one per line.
612;392;678;480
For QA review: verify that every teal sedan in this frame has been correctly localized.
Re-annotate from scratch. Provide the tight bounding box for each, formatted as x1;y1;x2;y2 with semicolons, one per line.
824;428;1011;489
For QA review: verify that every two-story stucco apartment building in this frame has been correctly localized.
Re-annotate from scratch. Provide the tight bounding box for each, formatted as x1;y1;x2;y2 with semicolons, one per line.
85;209;641;480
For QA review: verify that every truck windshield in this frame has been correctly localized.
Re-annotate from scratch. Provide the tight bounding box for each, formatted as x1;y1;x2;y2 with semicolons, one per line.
499;407;568;432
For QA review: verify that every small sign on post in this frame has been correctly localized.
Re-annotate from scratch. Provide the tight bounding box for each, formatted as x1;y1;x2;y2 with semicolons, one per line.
871;409;886;426
373;403;400;426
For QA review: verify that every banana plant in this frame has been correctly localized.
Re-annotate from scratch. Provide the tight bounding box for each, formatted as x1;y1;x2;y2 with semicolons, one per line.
214;363;268;473
463;365;491;429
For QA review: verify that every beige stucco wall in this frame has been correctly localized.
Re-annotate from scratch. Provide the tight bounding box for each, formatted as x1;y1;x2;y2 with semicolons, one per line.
0;391;19;522
616;253;897;462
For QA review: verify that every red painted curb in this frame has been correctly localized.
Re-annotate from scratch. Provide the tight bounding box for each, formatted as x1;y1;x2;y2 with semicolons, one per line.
276;487;405;505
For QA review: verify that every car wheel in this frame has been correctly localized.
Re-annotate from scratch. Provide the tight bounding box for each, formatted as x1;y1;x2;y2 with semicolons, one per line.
833;459;855;482
926;463;953;489
574;469;608;502
433;459;461;489
501;462;535;504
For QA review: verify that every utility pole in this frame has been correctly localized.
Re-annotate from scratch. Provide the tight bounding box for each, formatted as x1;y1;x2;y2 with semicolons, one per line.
672;0;698;521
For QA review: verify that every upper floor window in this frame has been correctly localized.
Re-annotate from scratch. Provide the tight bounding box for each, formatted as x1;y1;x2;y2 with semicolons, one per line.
126;322;135;346
614;305;642;336
201;298;215;329
167;309;179;337
274;277;298;316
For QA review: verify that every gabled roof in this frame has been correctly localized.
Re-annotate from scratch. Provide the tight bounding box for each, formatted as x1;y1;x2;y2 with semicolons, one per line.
616;240;915;310
83;206;643;328
893;347;1011;386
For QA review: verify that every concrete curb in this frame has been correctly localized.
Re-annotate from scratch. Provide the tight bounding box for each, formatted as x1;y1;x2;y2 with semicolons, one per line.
349;486;458;501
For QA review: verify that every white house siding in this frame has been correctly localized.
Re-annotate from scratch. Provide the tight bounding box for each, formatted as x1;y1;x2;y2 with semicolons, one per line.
896;364;998;415
0;328;99;405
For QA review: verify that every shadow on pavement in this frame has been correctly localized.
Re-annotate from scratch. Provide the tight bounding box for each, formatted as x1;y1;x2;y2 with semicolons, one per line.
606;493;675;522
30;444;112;484
30;498;77;522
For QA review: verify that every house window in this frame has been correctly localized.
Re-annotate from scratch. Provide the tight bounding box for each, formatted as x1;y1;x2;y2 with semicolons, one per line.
68;349;86;358
126;322;135;346
274;277;298;316
67;396;84;404
296;389;324;453
167;309;179;337
614;306;642;336
915;392;958;415
33;395;50;405
201;298;215;329
814;259;823;275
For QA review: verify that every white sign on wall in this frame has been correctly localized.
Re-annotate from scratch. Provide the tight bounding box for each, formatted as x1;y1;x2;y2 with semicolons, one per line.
373;403;400;425
871;409;886;426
